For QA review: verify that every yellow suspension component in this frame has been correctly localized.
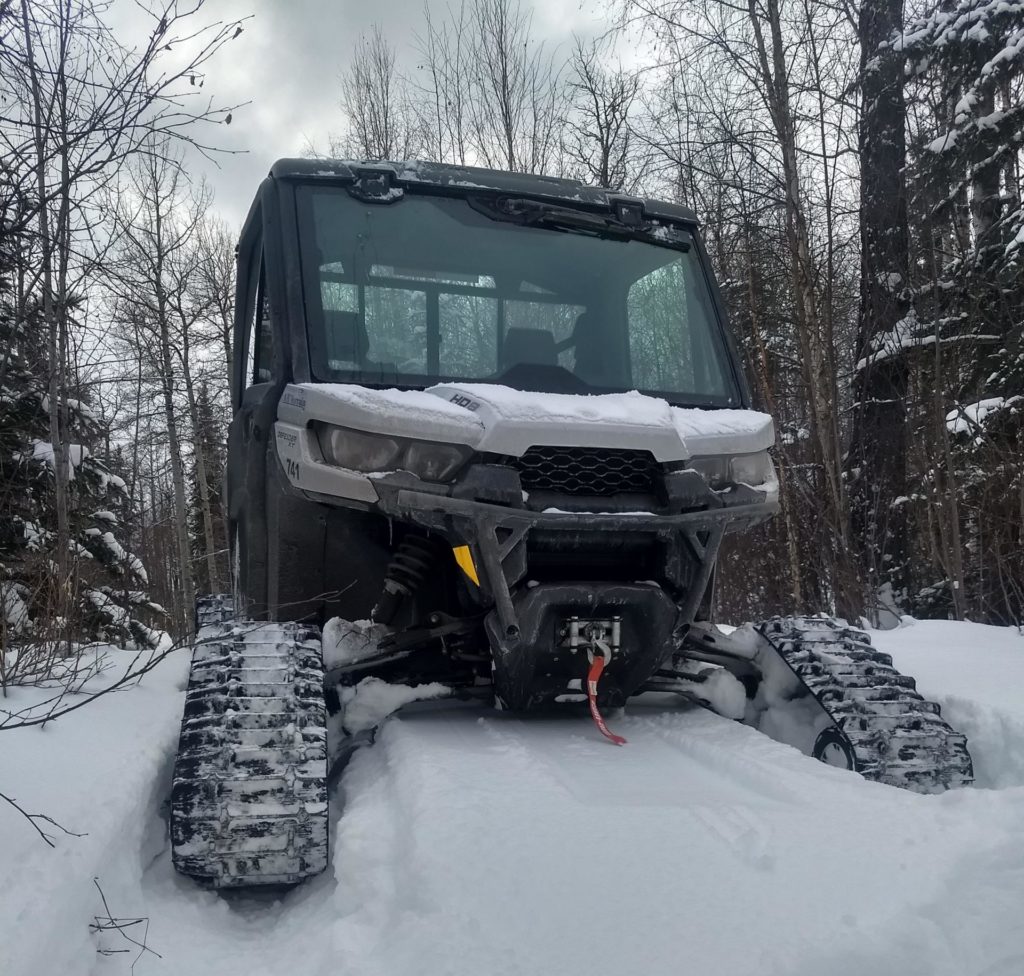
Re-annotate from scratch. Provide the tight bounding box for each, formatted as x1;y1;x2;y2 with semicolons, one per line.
452;545;480;586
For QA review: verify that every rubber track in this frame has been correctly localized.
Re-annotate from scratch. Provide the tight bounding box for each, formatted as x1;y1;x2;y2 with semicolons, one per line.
194;593;235;632
170;621;329;887
758;616;974;794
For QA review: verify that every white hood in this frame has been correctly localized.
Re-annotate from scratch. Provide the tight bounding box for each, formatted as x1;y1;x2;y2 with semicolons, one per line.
278;382;774;461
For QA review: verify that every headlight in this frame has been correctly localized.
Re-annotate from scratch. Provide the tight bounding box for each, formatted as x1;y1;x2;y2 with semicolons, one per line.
315;424;471;482
688;450;775;489
318;426;402;471
729;451;774;487
402;439;469;482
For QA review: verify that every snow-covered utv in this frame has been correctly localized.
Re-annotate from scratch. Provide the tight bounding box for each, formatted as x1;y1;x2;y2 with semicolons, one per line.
170;159;973;888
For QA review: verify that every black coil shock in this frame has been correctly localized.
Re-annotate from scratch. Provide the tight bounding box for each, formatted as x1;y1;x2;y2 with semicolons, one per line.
372;533;440;625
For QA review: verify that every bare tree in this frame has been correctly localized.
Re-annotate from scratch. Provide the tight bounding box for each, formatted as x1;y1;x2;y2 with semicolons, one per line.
413;1;472;165
337;26;421;160
194;218;236;383
466;0;567;174
1;0;245;639
626;0;861;614
563;36;639;190
109;147;209;635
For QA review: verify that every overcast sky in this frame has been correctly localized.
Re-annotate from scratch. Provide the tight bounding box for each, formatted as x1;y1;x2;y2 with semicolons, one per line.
155;0;615;231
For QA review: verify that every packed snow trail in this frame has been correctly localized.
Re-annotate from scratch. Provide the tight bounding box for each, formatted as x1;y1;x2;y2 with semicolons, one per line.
3;621;1024;976
136;703;1024;976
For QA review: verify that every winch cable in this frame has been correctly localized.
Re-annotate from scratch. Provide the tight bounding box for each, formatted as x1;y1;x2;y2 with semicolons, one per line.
586;639;627;746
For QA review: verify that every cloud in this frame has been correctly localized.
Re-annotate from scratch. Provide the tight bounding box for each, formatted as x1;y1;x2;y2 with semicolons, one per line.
140;0;605;229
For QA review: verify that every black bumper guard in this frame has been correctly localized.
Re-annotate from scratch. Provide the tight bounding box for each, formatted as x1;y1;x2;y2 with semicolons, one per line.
376;486;777;655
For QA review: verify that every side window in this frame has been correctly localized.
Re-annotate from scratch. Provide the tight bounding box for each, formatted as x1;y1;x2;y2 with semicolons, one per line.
439;293;498;375
252;260;276;384
627;256;728;396
364;285;427;373
503;299;581;371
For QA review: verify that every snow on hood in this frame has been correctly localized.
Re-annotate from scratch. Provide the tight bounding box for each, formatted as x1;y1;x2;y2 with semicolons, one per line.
283;382;774;461
290;384;485;443
672;406;776;457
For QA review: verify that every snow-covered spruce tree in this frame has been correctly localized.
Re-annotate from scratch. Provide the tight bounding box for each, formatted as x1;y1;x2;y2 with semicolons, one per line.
894;0;1024;623
0;361;169;661
898;0;1024;390
0;215;167;666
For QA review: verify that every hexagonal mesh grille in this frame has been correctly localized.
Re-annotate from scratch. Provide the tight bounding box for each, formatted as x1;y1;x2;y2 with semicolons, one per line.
515;446;659;496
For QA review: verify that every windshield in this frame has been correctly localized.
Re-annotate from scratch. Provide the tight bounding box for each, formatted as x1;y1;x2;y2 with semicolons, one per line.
296;186;740;406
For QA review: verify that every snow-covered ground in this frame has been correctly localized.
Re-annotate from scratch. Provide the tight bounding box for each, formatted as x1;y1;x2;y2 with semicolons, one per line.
2;620;1023;976
873;620;1024;791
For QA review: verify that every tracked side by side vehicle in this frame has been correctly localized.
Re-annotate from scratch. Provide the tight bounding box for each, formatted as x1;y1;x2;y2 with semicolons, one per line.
170;159;973;888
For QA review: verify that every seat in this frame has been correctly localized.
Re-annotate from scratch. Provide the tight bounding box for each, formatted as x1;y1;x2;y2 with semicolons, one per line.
500;327;558;370
324;309;368;366
571;312;611;385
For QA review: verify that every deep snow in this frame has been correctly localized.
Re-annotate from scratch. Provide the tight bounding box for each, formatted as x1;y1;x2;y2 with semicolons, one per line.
2;620;1023;976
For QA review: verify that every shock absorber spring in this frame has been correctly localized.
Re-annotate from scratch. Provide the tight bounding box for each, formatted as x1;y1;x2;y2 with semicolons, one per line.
373;533;440;625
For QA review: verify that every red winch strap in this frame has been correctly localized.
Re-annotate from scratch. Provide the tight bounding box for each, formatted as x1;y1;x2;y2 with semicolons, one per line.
586;654;627;746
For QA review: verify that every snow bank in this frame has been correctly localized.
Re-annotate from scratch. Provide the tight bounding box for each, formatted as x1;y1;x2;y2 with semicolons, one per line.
871;619;1024;789
0;649;189;976
324;707;1024;976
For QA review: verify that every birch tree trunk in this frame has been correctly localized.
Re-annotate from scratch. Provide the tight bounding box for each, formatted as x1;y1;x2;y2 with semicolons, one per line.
147;158;197;636
743;225;804;611
746;0;856;613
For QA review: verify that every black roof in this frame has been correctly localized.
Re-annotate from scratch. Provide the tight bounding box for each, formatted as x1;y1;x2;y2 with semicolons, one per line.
266;157;700;225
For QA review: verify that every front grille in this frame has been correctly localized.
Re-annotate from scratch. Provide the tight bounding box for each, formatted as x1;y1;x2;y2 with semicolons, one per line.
514;446;659;496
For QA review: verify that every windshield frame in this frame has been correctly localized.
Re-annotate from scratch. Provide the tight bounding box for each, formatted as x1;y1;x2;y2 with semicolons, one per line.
292;182;747;409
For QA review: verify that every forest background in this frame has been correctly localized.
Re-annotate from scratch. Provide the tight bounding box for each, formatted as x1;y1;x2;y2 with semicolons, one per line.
1;0;1022;687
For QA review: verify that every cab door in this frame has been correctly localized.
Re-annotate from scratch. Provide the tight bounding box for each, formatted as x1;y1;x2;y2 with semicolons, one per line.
227;218;281;616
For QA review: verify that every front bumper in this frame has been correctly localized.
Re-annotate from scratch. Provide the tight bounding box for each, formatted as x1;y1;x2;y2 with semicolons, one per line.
275;418;778;704
377;482;775;684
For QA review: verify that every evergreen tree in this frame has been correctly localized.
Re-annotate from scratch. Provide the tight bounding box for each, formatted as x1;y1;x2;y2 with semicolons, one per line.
898;0;1024;622
0;176;167;657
